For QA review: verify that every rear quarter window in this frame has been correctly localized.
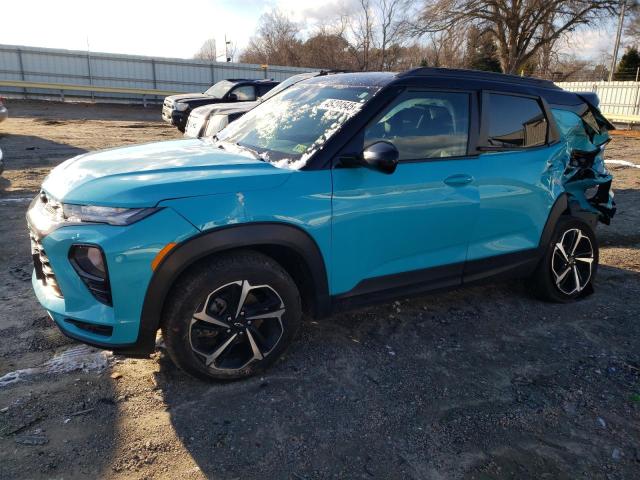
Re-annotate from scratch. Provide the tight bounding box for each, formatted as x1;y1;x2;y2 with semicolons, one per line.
485;93;548;148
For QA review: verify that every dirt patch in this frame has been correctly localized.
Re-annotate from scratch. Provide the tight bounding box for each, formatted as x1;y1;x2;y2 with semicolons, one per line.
0;99;181;196
0;100;639;479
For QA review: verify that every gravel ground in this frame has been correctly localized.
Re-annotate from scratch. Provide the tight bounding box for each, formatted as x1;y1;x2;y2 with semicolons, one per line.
0;100;639;480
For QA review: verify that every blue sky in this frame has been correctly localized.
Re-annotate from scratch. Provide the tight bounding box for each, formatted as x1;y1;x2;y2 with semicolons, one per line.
0;0;622;63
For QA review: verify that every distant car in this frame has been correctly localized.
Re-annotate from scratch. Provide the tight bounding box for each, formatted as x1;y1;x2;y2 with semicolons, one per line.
184;71;341;139
162;79;279;132
184;102;256;139
0;97;7;123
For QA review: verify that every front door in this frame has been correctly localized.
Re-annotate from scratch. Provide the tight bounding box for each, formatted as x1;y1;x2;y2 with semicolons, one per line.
330;89;480;297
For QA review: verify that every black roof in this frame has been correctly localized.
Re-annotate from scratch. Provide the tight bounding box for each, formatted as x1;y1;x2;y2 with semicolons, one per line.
300;69;559;90
296;68;582;106
399;67;560;90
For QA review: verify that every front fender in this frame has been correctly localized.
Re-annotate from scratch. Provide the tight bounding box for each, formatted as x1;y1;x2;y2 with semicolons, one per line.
136;222;331;354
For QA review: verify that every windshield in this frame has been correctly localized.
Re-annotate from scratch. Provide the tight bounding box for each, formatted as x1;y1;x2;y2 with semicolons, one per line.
217;83;379;169
204;80;235;98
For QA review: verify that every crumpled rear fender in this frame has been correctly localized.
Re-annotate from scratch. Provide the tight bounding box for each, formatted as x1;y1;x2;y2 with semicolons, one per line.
551;108;616;225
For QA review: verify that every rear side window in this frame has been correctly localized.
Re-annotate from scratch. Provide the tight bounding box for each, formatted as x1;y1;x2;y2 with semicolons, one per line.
257;84;275;97
486;94;547;148
364;91;470;160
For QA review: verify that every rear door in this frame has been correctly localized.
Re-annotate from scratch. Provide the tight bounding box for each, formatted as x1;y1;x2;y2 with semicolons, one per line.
465;92;562;268
330;89;481;296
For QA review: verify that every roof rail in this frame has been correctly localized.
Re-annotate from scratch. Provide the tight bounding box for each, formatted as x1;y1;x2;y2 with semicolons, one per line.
399;67;559;90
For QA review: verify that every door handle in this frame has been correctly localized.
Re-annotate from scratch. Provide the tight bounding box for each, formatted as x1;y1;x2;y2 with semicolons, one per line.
444;174;474;187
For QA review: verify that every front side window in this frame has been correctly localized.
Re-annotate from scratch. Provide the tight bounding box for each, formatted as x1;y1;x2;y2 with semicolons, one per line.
364;91;470;160
486;94;547;148
217;83;379;169
232;85;256;101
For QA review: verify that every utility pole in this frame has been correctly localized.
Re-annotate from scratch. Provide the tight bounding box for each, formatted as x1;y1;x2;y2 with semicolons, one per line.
225;35;231;62
609;0;627;81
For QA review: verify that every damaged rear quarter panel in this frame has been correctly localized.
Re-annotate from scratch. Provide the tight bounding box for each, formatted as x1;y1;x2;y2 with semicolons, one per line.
551;108;615;225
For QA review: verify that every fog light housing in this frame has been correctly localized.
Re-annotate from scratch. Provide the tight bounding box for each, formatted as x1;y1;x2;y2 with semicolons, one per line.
69;245;112;305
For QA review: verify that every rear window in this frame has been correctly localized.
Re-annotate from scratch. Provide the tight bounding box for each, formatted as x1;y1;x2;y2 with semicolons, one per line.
486;94;547;148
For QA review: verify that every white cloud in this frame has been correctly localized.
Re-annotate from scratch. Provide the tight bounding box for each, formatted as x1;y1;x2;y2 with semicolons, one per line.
561;21;617;62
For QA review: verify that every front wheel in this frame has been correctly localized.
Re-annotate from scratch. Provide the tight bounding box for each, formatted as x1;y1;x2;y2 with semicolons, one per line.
161;251;302;381
530;217;599;302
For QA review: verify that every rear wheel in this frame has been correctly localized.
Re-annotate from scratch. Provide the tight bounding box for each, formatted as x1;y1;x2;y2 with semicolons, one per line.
161;251;302;380
531;217;598;302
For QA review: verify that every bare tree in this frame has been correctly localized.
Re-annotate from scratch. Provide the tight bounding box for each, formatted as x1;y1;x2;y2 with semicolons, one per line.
301;28;353;70
377;0;408;69
239;10;302;65
338;0;411;70
347;0;375;70
194;38;218;61
410;0;619;74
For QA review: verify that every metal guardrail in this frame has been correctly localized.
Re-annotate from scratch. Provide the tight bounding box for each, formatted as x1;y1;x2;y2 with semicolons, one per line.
0;79;180;106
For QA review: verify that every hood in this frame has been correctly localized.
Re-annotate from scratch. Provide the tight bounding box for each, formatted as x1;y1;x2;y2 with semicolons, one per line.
191;101;258;118
166;93;217;103
42;139;291;207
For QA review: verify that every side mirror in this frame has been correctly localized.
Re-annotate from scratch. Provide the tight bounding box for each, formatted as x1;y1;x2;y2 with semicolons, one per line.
362;141;399;174
227;93;238;102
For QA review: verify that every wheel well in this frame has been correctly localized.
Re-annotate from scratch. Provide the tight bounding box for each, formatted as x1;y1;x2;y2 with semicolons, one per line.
251;245;318;317
160;244;320;324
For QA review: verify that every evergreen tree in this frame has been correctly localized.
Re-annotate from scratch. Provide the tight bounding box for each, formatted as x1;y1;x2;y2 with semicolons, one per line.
615;47;640;80
465;27;502;73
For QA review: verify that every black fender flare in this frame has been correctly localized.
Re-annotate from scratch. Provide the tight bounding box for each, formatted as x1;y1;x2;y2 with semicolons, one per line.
134;222;331;354
538;193;569;252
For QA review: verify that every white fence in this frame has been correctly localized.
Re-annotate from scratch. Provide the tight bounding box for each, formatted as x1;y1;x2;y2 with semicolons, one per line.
556;81;640;117
0;44;311;104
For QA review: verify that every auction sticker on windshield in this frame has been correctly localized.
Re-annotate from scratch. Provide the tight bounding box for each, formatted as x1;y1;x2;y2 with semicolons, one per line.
317;99;363;115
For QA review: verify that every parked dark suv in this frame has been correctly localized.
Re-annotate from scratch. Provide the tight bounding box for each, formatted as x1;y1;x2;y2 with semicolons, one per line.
162;78;279;132
29;69;615;381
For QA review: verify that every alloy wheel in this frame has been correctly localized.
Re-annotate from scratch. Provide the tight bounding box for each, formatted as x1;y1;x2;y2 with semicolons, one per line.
551;228;594;295
189;280;285;372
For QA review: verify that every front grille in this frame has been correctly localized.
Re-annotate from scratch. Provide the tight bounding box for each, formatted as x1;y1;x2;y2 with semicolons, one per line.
163;98;174;108
29;226;63;298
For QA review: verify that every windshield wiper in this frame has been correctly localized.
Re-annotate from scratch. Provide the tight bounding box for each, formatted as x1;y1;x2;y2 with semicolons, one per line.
234;142;266;162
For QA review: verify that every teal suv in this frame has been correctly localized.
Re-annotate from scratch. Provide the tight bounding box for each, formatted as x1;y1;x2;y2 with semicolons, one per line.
28;69;615;380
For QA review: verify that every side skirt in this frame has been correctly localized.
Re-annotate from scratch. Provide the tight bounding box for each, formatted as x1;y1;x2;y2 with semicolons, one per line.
329;248;541;315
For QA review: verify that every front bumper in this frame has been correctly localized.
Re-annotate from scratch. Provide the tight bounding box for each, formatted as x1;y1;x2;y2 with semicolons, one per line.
162;105;187;129
29;206;199;354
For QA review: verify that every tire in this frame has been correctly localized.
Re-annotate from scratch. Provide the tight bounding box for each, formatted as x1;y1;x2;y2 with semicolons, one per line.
530;217;599;302
161;250;302;381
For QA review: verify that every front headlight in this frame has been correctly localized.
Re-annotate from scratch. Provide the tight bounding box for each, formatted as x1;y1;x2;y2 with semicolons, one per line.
174;103;189;112
62;204;160;226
